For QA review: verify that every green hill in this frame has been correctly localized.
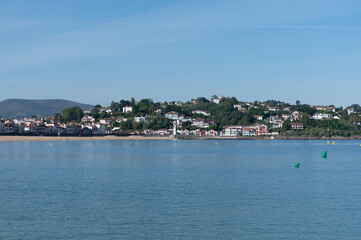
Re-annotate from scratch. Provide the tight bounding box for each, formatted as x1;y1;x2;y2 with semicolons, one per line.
0;99;94;119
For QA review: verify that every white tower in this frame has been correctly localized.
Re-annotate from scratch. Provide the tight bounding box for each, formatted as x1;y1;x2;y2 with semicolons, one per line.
173;121;177;135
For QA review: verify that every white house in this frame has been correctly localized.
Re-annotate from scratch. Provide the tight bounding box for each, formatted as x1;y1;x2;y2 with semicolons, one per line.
123;106;133;113
224;127;241;136
221;125;243;136
315;106;325;111
99;118;112;125
205;130;218;136
191;118;209;128
183;116;193;122
312;113;333;120
290;123;304;130
221;124;268;136
234;104;246;111
242;127;257;136
291;111;300;120
171;101;183;106
81;115;95;122
192;110;211;116
315;106;336;112
347;108;355;115
178;114;185;121
116;117;128;123
112;127;121;132
154;129;170;136
269;115;278;123
165;111;179;120
256;124;269;135
284;107;290;112
98;107;112;114
268;107;279;112
243;124;269;136
134;116;148;123
326;107;336;112
253;115;263;121
273;119;283;129
213;99;221;104
178;129;190;135
282;114;291;120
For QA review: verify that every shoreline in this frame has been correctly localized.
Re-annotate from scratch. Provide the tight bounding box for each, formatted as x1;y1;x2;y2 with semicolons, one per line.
0;135;361;142
176;135;361;140
0;135;173;142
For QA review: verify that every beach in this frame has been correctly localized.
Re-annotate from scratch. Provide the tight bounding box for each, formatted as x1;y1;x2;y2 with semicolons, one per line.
1;135;361;142
0;135;172;142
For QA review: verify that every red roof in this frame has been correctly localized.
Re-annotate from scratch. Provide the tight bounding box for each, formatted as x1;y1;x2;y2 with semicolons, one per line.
193;118;205;121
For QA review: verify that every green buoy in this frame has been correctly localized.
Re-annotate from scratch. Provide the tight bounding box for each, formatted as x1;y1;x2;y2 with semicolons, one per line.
294;163;300;168
321;151;327;158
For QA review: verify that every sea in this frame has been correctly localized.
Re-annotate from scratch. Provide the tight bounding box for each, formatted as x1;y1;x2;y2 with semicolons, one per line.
1;140;361;239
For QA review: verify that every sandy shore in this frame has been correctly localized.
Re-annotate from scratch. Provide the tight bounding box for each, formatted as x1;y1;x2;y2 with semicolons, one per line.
1;135;361;142
0;135;173;142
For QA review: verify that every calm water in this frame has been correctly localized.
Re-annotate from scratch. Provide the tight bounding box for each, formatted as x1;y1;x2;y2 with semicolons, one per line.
1;140;361;239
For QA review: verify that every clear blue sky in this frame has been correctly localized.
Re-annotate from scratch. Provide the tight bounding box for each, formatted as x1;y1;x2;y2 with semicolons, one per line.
1;0;361;107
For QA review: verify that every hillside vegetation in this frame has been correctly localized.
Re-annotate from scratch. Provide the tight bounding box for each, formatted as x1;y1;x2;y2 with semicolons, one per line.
0;99;93;119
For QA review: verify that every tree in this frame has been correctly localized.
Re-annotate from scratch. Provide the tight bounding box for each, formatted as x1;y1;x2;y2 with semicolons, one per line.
300;104;316;115
62;106;83;123
137;101;149;114
110;101;120;112
54;113;61;122
210;94;218;100
196;97;209;103
30;115;37;119
92;104;102;114
265;100;279;106
140;98;153;105
131;97;136;106
119;100;131;109
296;100;301;106
282;120;291;131
120;120;133;130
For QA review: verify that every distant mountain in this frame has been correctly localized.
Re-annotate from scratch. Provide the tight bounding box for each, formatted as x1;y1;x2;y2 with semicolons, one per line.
0;99;94;119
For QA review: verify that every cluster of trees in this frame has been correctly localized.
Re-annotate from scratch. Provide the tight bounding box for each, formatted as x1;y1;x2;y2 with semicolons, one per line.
54;106;84;123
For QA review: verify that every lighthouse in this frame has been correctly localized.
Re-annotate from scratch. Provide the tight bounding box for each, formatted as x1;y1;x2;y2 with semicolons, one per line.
173;120;177;135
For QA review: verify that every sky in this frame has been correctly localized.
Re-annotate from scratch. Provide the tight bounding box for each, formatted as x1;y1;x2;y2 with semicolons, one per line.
1;0;361;107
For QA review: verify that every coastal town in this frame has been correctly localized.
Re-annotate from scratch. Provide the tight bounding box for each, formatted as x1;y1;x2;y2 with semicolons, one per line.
0;96;360;138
